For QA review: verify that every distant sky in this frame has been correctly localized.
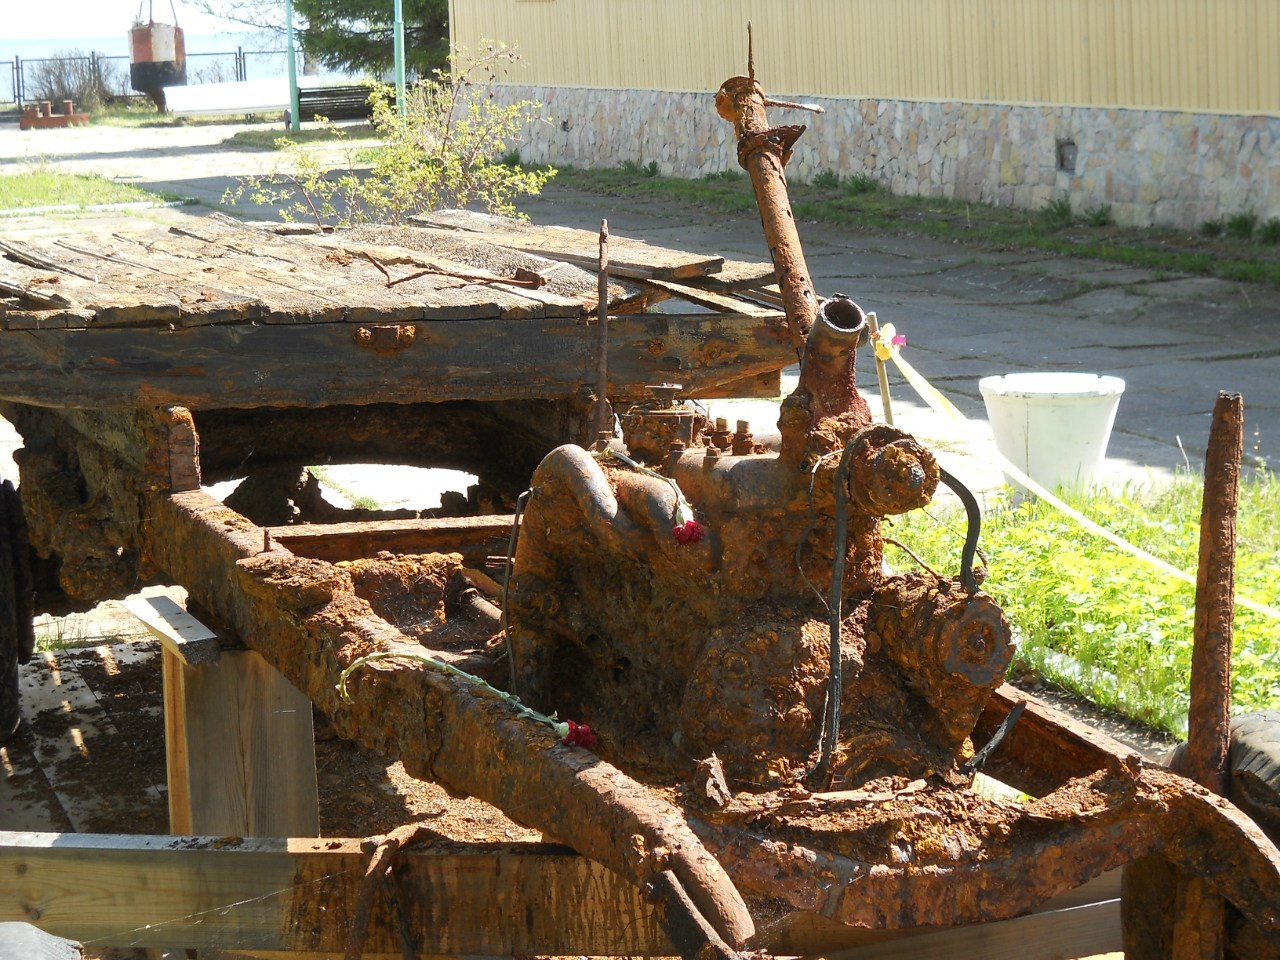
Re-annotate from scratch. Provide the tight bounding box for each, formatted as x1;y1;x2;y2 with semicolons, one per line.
5;1;242;40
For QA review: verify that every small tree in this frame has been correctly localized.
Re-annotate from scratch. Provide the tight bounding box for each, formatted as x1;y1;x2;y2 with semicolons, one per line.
227;42;553;227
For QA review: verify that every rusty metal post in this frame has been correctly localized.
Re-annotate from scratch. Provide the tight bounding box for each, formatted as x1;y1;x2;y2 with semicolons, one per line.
715;76;815;352
593;219;611;439
1172;390;1244;960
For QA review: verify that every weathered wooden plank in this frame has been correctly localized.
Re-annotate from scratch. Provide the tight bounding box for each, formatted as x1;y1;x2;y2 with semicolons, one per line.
167;219;546;323
343;223;623;303
411;209;725;280
639;277;781;317
0;257;84;310
269;514;513;564
306;235;588;319
0;831;670;955
685;258;778;292
2;310;95;331
0;313;793;409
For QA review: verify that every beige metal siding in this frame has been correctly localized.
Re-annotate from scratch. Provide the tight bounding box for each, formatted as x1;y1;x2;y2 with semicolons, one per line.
450;0;1279;114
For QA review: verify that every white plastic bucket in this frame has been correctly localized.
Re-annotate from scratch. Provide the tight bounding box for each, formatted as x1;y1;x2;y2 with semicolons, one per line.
979;372;1126;492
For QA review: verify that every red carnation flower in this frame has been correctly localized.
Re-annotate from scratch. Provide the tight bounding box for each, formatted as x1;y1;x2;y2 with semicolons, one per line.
562;720;597;749
672;519;704;544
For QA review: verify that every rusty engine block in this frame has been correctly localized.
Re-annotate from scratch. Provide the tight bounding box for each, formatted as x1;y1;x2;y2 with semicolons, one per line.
507;69;1013;795
509;295;1012;792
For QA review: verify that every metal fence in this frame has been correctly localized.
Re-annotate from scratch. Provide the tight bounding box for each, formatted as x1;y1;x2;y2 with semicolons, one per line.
3;49;286;106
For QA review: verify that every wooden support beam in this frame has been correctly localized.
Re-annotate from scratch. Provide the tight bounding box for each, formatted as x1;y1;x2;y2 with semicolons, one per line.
0;314;791;409
268;514;513;565
0;831;1124;958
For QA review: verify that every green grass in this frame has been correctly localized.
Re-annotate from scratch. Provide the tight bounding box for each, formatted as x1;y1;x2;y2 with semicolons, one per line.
889;471;1280;736
225;123;376;150
0;169;169;210
551;165;1280;288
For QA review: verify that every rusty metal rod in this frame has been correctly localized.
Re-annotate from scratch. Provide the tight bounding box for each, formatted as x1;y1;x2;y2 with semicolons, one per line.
593;219;611;438
1186;390;1243;793
1171;391;1243;960
715;76;816;352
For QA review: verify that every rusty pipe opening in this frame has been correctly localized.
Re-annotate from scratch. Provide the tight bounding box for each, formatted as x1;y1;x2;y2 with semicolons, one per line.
797;294;870;421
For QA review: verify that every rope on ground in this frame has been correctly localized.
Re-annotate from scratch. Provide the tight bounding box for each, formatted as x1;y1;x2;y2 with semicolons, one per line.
870;324;1280;624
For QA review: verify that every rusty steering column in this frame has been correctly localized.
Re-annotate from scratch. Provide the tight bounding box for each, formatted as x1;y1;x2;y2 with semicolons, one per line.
715;76;816;352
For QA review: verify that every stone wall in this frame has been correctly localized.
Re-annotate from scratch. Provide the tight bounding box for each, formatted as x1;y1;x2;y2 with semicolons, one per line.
499;84;1280;231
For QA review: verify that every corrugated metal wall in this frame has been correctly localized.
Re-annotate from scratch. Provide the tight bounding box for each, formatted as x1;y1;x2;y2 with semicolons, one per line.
449;0;1279;115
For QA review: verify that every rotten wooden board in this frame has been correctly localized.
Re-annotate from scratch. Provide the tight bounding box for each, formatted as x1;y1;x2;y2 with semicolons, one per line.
0;830;1126;958
269;514;513;565
411;209;725;280
0;312;792;409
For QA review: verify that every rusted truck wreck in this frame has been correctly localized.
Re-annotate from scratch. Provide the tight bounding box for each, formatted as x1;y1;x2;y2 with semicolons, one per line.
2;74;1280;958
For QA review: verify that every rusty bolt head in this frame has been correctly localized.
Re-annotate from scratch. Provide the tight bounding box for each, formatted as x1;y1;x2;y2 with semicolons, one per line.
355;327;373;343
397;326;417;345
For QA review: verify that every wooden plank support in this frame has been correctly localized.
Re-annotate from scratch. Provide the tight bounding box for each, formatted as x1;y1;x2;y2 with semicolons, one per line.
162;648;320;838
0;831;1127;958
267;514;514;565
0;313;793;409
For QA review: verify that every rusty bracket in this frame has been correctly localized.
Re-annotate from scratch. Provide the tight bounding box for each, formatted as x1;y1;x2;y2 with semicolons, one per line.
736;124;807;170
354;324;418;354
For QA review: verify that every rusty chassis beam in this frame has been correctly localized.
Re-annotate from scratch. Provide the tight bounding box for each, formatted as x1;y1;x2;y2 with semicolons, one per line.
144;488;756;954
139;488;1280;947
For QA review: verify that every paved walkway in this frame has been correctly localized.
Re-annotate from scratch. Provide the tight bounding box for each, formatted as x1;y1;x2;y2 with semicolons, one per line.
2;117;1276;505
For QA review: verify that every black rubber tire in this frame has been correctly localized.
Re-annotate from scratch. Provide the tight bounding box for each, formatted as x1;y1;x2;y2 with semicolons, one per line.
1123;712;1280;959
0;482;22;742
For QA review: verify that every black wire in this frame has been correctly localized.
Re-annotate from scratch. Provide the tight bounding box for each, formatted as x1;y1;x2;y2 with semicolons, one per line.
937;466;981;593
811;437;859;788
502;488;532;691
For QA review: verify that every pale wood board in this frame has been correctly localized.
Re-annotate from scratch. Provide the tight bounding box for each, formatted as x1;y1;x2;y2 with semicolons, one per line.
121;595;220;666
163;649;319;838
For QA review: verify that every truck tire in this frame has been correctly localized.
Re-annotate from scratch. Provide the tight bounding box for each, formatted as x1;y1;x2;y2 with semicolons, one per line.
1122;712;1280;959
0;481;24;741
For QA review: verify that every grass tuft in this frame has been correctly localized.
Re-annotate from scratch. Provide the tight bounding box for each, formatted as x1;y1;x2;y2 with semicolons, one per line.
1226;209;1259;240
0;168;168;210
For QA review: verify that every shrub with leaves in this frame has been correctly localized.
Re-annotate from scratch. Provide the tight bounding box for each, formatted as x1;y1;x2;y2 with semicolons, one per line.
226;42;555;227
25;50;127;111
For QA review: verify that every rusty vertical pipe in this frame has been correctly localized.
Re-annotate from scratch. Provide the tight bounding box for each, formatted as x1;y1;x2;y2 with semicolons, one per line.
1171;390;1244;960
594;219;610;438
715;76;815;352
1187;391;1243;791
